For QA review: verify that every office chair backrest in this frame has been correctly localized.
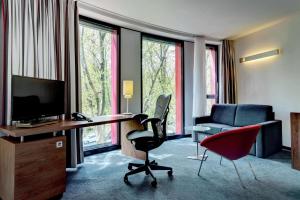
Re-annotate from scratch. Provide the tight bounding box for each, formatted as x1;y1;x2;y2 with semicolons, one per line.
153;94;171;140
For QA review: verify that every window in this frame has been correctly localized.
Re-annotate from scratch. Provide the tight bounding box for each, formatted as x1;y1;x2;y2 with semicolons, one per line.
205;45;219;114
142;35;183;136
79;18;119;150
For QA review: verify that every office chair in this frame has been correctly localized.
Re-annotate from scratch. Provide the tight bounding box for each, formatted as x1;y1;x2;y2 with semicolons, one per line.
124;94;173;187
197;125;261;188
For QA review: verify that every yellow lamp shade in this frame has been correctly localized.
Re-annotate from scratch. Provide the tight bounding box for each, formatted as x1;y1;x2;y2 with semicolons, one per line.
123;80;133;98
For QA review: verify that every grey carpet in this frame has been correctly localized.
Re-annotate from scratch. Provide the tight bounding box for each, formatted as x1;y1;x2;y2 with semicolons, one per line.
63;138;300;200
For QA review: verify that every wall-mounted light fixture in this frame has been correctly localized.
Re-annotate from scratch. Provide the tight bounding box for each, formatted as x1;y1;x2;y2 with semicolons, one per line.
239;49;280;63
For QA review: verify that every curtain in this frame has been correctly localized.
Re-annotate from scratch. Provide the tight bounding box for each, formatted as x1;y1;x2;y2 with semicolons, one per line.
192;36;207;117
111;30;118;144
220;40;237;104
1;0;83;167
0;0;8;128
175;42;182;134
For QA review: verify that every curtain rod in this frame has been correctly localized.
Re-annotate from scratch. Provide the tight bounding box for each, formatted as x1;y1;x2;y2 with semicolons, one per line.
76;0;199;39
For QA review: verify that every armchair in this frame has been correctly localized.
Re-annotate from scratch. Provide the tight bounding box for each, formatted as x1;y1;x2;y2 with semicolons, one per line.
198;125;261;188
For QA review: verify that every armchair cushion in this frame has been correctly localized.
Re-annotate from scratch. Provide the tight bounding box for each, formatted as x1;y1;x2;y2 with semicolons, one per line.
234;104;273;127
211;104;237;126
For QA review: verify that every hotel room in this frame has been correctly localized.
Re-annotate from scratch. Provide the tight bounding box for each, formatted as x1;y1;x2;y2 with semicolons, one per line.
0;0;300;199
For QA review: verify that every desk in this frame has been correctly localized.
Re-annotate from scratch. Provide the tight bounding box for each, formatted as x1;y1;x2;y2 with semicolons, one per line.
0;114;145;200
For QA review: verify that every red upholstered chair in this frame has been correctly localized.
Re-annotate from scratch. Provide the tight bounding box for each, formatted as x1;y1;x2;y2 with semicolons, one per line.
198;125;261;188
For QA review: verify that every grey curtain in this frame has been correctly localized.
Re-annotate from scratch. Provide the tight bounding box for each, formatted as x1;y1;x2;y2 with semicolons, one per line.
0;0;83;167
0;0;8;128
221;40;237;104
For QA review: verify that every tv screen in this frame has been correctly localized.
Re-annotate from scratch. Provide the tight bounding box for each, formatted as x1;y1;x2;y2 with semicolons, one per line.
12;75;65;121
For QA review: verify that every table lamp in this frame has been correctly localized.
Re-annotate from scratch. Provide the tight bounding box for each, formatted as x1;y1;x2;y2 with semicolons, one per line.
123;80;133;114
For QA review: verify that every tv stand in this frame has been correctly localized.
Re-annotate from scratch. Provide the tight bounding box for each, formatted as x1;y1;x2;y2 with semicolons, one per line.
16;118;59;128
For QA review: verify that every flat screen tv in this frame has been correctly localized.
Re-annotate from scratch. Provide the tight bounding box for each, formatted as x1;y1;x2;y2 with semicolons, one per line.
12;75;65;121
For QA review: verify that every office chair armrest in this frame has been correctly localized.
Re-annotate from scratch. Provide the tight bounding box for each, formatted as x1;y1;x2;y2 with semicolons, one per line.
141;117;161;126
141;117;161;138
133;113;149;122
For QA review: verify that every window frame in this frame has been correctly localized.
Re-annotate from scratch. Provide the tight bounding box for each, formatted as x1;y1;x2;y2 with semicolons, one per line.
205;44;219;104
77;16;121;154
140;33;185;136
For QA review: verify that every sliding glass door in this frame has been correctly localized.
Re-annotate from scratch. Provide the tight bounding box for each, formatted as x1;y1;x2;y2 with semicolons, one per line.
79;18;119;150
142;36;183;136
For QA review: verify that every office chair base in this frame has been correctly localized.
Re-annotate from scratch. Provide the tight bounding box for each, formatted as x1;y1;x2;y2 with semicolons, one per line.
124;160;173;187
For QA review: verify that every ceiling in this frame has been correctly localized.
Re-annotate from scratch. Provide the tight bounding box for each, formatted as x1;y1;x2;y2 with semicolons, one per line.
80;0;300;39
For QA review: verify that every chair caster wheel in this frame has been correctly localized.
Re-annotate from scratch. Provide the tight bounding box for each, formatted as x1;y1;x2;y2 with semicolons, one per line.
128;165;132;170
168;170;173;176
124;176;129;184
145;170;150;175
151;179;157;187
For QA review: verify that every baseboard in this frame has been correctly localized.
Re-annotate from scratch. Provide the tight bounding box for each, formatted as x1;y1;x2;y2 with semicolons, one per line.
167;134;191;140
84;145;121;157
282;146;291;151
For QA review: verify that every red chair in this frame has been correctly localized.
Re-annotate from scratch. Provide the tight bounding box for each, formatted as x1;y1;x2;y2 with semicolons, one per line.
198;125;261;188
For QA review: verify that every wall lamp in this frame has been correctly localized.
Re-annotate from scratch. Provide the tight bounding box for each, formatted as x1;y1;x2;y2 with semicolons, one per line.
239;49;280;63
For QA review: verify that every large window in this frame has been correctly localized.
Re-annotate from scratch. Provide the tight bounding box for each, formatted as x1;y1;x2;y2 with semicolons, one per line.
142;36;183;136
79;18;119;150
205;45;219;114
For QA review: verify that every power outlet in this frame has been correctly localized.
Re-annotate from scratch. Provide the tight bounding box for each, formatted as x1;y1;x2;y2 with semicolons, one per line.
56;141;63;148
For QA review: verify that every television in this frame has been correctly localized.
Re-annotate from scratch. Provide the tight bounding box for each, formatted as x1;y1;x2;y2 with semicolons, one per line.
12;75;65;121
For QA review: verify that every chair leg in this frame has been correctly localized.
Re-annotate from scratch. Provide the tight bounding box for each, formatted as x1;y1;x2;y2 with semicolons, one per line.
125;165;147;177
146;166;156;180
150;165;172;171
232;161;246;189
128;163;144;168
219;156;223;165
197;149;208;176
248;161;258;180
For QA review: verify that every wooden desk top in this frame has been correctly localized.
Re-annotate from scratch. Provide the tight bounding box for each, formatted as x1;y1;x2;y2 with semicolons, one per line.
0;114;134;137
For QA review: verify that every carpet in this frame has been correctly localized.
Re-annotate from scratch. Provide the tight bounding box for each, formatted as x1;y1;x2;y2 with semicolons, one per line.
62;138;300;200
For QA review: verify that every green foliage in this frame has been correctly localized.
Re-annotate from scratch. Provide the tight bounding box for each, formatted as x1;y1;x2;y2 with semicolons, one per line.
142;39;177;134
79;24;181;146
80;23;113;146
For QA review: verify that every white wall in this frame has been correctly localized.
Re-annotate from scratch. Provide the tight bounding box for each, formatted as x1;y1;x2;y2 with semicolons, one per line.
235;13;300;147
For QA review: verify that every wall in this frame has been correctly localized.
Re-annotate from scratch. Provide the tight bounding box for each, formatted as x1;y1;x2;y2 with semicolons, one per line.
120;28;142;114
235;13;300;147
184;41;194;128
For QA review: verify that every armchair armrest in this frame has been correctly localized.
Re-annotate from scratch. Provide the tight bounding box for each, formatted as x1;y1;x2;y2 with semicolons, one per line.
193;116;211;125
255;120;282;158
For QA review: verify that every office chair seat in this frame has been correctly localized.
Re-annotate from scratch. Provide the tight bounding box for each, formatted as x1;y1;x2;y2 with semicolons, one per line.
127;130;154;140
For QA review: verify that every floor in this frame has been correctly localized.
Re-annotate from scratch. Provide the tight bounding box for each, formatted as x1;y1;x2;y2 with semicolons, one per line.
62;138;300;200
